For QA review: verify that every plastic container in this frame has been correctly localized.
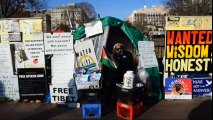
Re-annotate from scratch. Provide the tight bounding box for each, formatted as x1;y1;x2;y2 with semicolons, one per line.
123;71;135;89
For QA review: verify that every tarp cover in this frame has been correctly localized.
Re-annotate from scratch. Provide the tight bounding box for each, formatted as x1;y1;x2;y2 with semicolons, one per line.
72;16;162;101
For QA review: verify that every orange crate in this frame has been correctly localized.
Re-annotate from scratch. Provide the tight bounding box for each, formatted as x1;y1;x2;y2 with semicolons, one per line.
116;101;142;120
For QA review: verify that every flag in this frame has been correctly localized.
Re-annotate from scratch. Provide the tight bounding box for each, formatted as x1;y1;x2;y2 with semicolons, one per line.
101;47;117;70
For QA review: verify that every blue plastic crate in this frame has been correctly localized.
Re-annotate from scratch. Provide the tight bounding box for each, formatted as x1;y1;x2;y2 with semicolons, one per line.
82;104;101;119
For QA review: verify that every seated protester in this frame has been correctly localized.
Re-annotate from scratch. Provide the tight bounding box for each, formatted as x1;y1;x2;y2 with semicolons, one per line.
111;43;134;83
101;43;134;104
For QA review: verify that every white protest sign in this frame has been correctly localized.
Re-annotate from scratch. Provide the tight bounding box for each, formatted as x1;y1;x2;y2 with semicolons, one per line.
44;33;73;55
84;20;103;38
49;82;78;104
138;41;159;68
74;39;99;70
0;75;20;100
51;54;75;84
0;44;13;75
24;37;45;68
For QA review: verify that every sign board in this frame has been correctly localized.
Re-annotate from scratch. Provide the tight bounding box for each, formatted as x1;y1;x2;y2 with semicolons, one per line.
192;77;212;97
0;75;20;100
138;41;159;68
74;39;99;70
165;16;212;73
44;33;73;55
0;44;14;75
84;20;103;38
51;54;75;84
24;36;45;68
75;72;101;90
49;82;78;104
17;68;45;101
165;78;192;99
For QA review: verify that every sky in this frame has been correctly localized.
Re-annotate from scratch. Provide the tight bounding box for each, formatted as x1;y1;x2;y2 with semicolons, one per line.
46;0;163;20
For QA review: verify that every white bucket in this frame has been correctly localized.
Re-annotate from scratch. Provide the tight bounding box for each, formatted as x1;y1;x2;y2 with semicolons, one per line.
122;71;134;89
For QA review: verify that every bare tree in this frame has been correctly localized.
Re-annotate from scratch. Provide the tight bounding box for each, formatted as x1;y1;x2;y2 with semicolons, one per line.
77;2;97;21
0;0;47;18
163;0;212;15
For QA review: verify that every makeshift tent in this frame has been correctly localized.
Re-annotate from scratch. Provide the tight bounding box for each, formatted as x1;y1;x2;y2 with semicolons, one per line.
72;16;162;101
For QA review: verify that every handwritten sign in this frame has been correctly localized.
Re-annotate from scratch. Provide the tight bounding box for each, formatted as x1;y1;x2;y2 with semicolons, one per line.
0;75;20;100
51;54;75;84
0;44;14;74
44;33;73;55
138;41;159;68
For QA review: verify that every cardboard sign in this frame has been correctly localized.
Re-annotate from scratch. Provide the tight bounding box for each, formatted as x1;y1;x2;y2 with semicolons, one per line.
18;68;45;101
193;77;212;97
165;78;192;99
138;41;159;68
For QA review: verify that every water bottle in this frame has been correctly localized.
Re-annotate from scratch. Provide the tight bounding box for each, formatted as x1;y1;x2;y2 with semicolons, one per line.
123;71;135;89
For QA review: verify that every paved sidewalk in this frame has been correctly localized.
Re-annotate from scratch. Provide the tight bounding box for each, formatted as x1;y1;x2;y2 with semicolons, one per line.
0;97;211;120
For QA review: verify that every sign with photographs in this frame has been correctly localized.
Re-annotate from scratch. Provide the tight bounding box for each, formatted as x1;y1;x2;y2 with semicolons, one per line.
165;78;192;99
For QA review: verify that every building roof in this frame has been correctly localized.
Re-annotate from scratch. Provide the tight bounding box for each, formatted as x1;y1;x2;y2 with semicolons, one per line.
135;5;168;14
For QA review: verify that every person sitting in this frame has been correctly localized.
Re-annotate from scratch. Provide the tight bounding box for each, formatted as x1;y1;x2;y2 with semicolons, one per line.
111;43;135;83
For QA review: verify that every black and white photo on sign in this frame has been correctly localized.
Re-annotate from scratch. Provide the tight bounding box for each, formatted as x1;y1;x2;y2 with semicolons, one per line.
75;72;101;90
24;38;45;68
84;20;103;38
44;33;73;55
74;39;99;70
0;44;14;75
51;54;75;84
138;41;159;68
0;75;20;101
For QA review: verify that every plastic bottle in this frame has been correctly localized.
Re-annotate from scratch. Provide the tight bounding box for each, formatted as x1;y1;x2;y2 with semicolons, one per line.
123;71;135;89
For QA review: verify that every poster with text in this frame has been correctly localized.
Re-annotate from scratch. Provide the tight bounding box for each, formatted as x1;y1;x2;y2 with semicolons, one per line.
138;41;159;68
193;77;212;97
44;33;73;55
74;39;99;70
18;68;45;101
0;44;14;75
165;78;192;99
165;16;212;73
51;54;75;84
49;82;78;104
0;75;20;100
23;32;45;68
